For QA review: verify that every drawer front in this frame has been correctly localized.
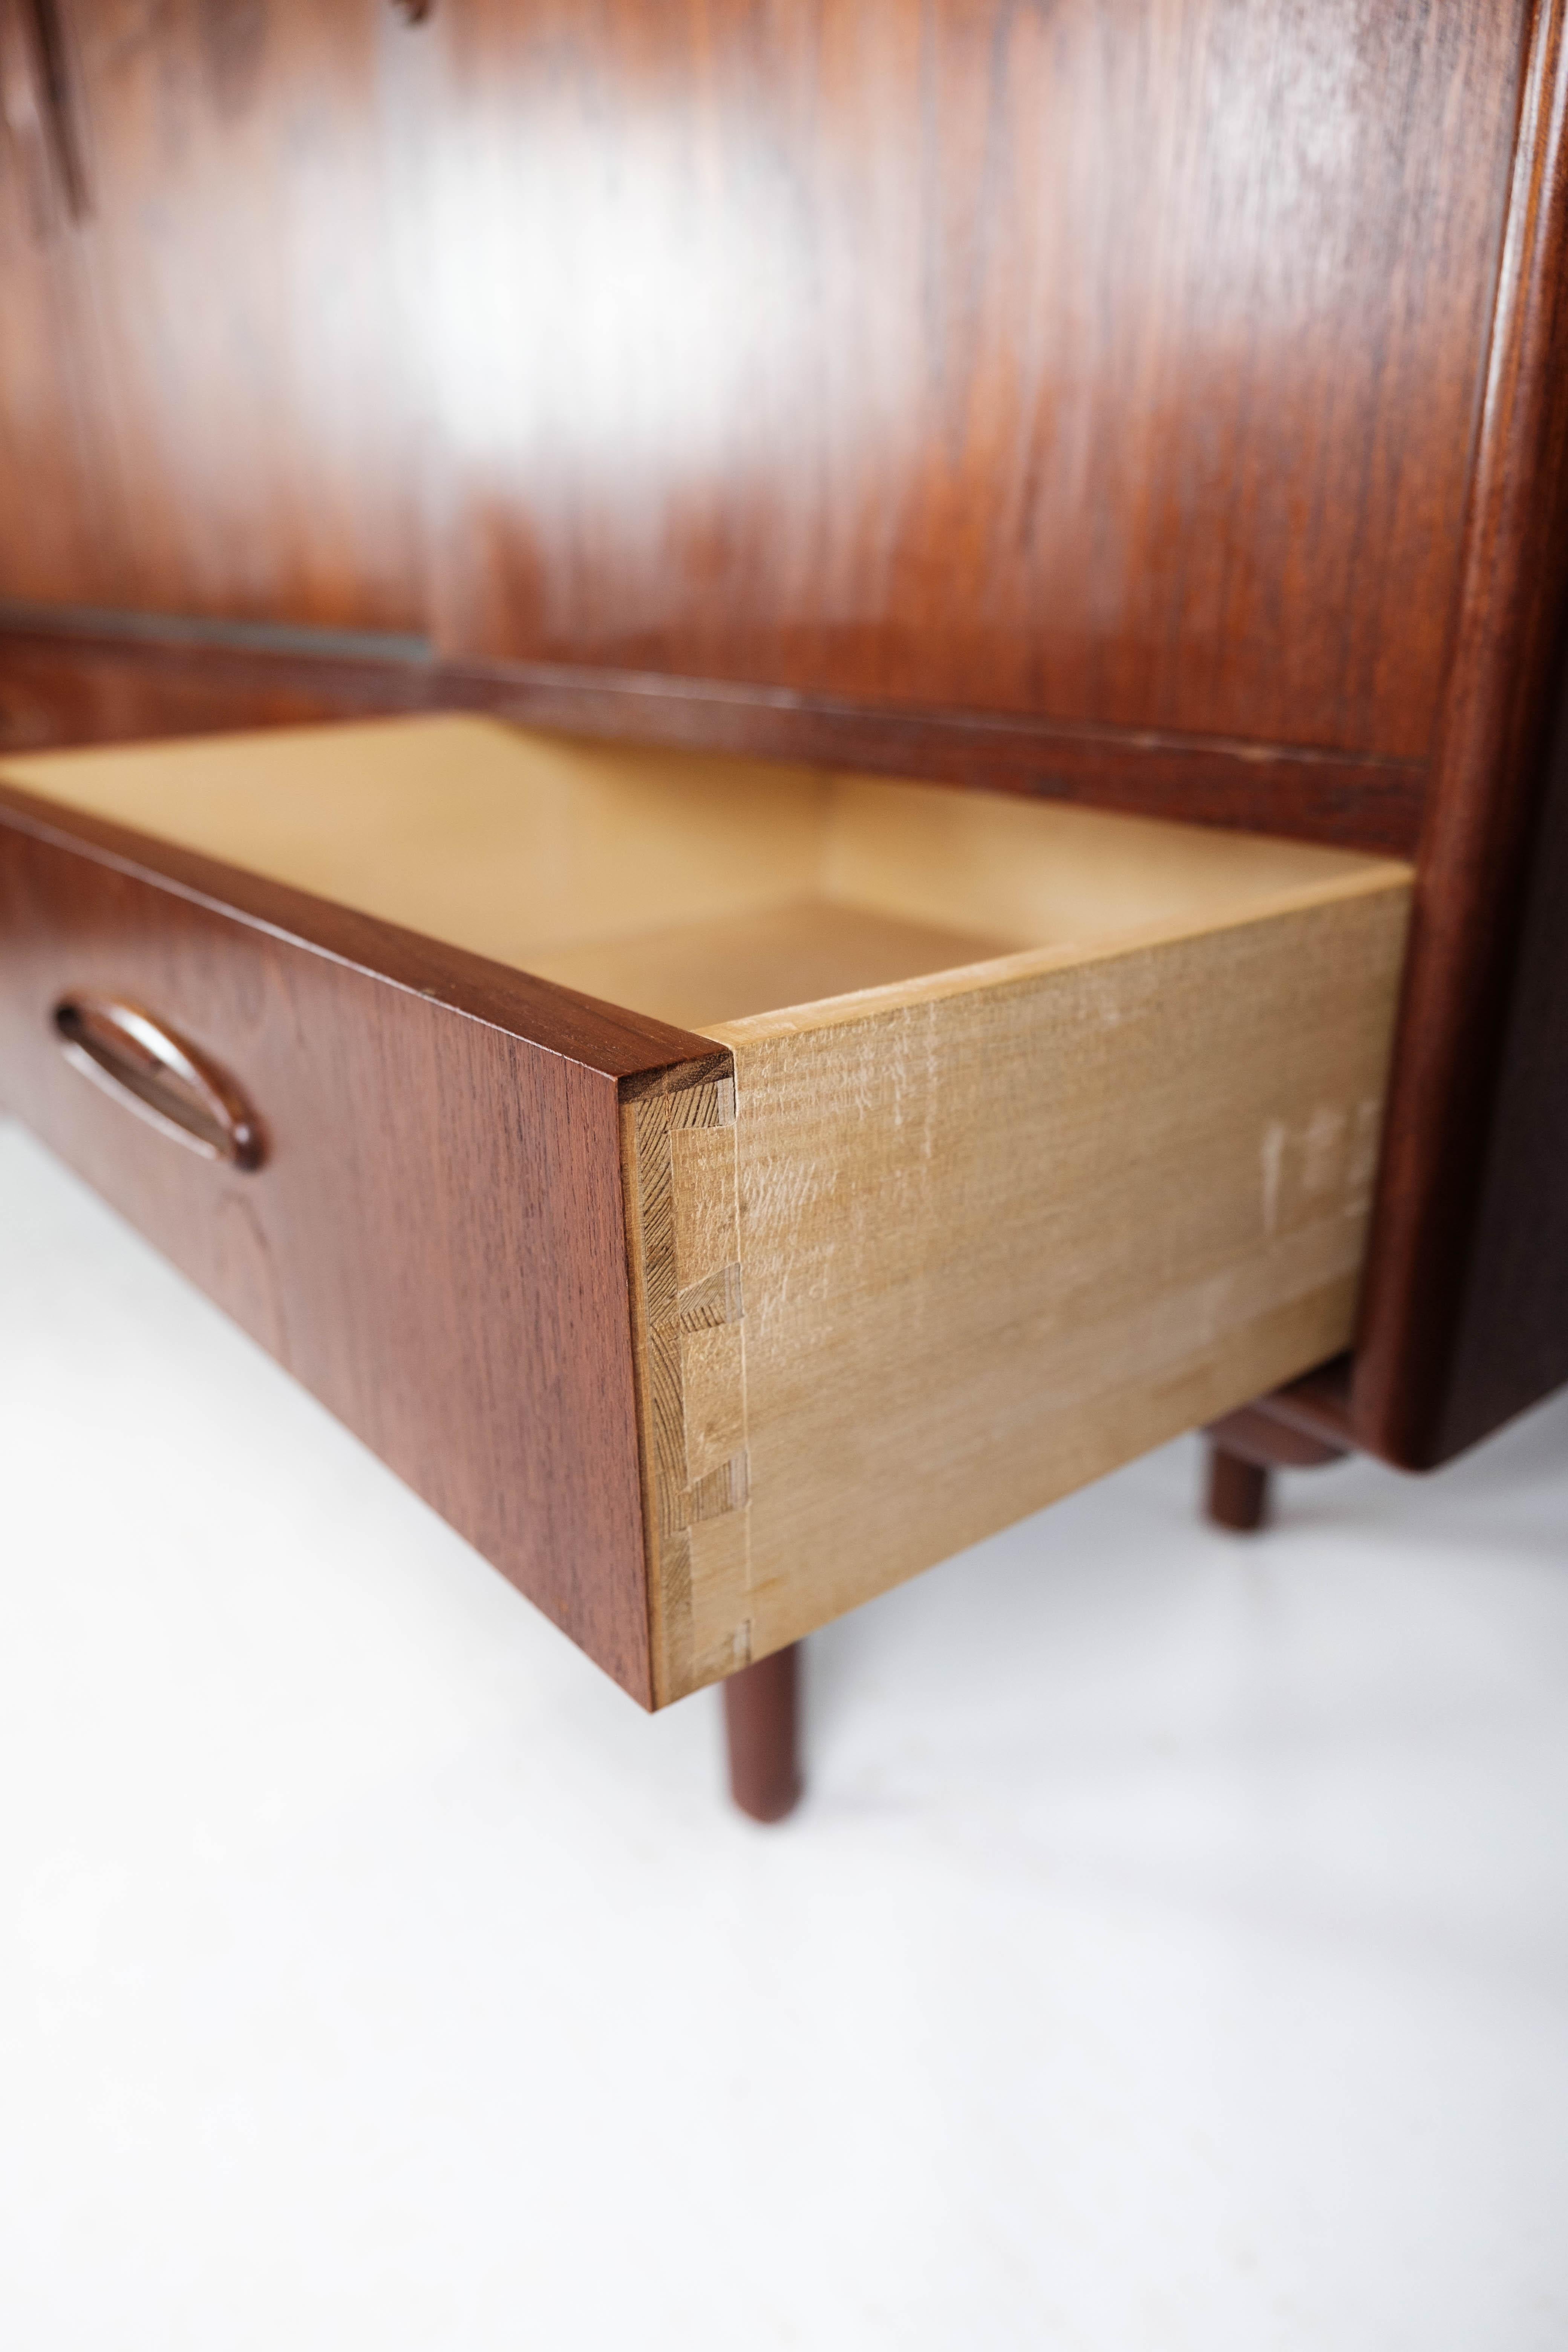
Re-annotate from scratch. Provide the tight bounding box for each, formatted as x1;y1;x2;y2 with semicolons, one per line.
0;795;720;1705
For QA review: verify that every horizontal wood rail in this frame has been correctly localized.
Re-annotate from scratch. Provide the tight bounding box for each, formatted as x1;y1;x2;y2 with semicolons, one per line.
0;611;1426;858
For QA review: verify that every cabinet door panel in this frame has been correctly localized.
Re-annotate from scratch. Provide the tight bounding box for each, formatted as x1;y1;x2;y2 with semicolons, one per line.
45;0;424;632
426;0;1525;762
0;0;125;604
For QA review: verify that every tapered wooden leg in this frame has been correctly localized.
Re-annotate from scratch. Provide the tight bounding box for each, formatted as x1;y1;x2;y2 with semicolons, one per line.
1204;1386;1351;1534
1207;1442;1271;1531
723;1644;802;1822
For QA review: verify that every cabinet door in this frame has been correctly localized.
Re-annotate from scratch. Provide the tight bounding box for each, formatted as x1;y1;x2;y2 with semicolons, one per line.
423;0;1526;766
28;0;425;633
0;0;123;604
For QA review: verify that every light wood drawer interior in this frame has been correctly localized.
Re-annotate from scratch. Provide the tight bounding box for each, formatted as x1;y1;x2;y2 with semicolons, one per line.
0;716;1413;1701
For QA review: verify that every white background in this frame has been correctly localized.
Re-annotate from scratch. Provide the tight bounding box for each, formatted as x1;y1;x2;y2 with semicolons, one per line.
2;1118;1565;2350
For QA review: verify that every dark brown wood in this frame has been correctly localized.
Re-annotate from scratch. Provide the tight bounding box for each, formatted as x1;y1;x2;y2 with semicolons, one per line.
426;0;1523;767
1228;1357;1359;1457
1204;1404;1348;1475
0;0;109;602
0;614;433;753
1434;656;1568;1454
6;1;1568;1483
438;660;1427;859
1206;1377;1351;1533
23;0;87;220
54;989;267;1168
1;0;56;237
722;1645;801;1825
1206;1449;1270;1535
1351;0;1568;1470
0;778;731;1706
0;0;426;630
0;615;1426;856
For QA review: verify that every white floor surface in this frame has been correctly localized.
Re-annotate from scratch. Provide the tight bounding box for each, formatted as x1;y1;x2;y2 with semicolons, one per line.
1;1117;1565;2351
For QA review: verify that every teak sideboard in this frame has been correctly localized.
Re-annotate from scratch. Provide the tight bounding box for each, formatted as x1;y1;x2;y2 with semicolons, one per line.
3;0;1567;1816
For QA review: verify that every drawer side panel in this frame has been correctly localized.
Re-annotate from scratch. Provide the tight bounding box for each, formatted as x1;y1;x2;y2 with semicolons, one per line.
688;881;1411;1686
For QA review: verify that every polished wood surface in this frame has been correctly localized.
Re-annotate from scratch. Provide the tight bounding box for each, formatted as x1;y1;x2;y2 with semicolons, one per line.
0;776;732;1704
4;0;1531;769
5;0;1568;1486
54;988;267;1167
427;0;1524;770
1205;1384;1351;1532
1426;649;1568;1459
1206;1448;1269;1535
1351;0;1568;1468
1204;1402;1348;1475
0;617;432;753
0;0;425;629
0;2;107;603
0;614;1428;854
722;1646;801;1825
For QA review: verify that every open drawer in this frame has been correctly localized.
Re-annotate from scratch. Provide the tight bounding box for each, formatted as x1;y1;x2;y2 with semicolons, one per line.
0;717;1411;1705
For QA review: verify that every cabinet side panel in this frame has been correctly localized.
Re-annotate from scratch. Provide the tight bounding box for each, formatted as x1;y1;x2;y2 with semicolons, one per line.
1436;655;1568;1454
715;886;1410;1673
1349;0;1568;1465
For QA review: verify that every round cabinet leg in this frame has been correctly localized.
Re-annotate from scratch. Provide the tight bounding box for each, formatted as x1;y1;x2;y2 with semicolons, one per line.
722;1643;802;1823
1207;1441;1271;1533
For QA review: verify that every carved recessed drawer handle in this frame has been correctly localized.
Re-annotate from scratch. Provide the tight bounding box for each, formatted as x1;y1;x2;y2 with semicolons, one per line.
53;995;265;1171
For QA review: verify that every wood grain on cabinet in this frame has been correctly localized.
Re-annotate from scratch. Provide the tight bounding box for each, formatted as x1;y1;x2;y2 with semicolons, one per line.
1351;0;1568;1468
0;612;1428;856
425;0;1525;770
0;775;733;1704
6;0;1566;1484
4;0;426;630
1434;670;1568;1458
0;1;111;604
0;614;434;753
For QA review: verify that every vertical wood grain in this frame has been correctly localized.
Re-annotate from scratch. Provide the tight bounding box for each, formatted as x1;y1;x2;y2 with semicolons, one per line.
0;0;121;603
24;0;427;630
1351;0;1568;1467
1433;672;1568;1455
